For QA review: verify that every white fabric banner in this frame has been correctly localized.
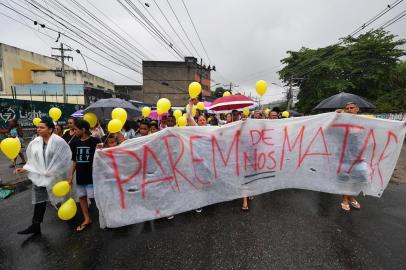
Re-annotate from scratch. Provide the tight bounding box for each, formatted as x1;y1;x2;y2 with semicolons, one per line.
93;113;406;228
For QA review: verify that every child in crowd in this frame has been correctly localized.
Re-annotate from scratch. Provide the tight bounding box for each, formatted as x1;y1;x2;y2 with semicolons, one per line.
103;134;119;148
68;119;102;232
149;121;159;134
136;120;150;137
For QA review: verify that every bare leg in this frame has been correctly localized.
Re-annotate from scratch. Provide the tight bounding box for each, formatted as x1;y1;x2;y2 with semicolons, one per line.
18;152;26;163
341;195;350;211
242;197;248;210
77;196;92;231
349;196;361;209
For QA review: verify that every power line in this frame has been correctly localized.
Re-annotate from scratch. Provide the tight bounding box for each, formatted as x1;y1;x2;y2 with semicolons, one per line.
151;0;193;57
181;0;212;63
117;0;185;59
37;0;144;68
24;0;143;71
165;0;203;60
380;9;406;29
85;0;157;60
349;0;404;37
0;9;142;84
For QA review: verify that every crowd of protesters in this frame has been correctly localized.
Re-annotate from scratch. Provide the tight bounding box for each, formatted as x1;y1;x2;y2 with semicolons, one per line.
10;101;362;235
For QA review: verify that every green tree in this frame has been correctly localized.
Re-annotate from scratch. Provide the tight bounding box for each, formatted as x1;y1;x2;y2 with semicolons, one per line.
213;87;226;98
278;30;406;113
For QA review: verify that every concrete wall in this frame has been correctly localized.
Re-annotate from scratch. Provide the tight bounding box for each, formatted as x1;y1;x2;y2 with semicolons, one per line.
0;43;63;95
142;59;211;107
0;43;114;104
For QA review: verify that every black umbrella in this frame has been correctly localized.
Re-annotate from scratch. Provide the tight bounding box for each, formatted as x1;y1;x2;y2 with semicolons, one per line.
83;98;141;121
313;92;375;111
287;110;303;117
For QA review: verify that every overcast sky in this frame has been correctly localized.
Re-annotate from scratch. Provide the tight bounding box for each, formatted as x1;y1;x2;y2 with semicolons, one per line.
0;0;405;103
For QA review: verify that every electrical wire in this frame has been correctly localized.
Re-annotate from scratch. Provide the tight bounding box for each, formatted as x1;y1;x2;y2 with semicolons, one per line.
165;0;203;60
181;0;212;64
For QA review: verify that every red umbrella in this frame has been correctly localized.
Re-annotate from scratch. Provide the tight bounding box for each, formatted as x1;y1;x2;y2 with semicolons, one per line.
208;95;257;111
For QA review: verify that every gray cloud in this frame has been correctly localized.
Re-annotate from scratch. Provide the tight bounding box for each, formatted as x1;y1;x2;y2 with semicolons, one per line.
0;0;405;103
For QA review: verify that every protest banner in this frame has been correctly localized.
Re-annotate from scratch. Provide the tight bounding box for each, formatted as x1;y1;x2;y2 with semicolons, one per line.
93;113;406;228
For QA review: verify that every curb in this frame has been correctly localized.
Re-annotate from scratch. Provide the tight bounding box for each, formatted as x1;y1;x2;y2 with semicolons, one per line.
0;177;31;194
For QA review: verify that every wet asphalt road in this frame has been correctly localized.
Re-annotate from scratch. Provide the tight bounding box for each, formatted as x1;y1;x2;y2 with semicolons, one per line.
1;184;406;270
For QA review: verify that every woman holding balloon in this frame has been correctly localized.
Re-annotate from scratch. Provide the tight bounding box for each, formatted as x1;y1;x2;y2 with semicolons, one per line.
15;116;72;235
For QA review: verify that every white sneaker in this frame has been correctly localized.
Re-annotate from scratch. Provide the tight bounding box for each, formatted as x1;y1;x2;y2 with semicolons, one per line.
195;208;202;213
167;215;174;220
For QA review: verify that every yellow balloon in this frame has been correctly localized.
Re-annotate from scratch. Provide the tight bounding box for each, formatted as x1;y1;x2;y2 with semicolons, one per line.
255;80;268;96
107;119;123;133
188;82;202;98
177;116;187;127
52;181;71;197
183;113;187;118
83;112;98;128
243;109;250;117
112;108;127;124
173;109;182;119
49;107;62;122
157;98;171;113
197;102;205;111
281;111;290;118
32;117;41;127
58;198;77;221
157;107;166;115
223;91;231;97
1;138;21;160
142;107;151;118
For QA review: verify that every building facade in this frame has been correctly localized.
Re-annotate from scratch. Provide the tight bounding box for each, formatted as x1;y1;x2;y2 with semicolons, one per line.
0;43;114;105
142;57;211;107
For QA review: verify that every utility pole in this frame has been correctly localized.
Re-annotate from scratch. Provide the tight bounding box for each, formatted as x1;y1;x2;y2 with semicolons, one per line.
197;58;215;100
224;82;239;94
287;76;304;110
52;43;72;103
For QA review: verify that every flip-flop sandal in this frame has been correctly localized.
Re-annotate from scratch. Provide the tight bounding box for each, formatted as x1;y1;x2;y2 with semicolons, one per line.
350;201;361;209
76;222;92;232
341;203;351;211
241;206;249;211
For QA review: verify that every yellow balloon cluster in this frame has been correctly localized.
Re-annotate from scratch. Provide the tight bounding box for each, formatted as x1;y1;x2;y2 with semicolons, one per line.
189;82;202;98
142;107;151;118
243;109;250;117
51;181;76;221
1;138;21;160
52;181;71;197
83;112;98;128
58;198;77;221
223;91;231;97
173;109;182;119
157;98;171;113
33;117;41;127
49;107;62;122
112;108;127;124
108;119;123;133
177;116;187;127
256;80;268;96
281;111;290;118
197;102;205;111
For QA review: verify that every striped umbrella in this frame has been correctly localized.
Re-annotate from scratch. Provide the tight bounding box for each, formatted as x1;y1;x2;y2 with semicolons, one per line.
208;95;257;112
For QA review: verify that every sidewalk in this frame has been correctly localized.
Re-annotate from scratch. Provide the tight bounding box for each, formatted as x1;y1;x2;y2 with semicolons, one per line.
0;152;30;190
392;142;406;184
